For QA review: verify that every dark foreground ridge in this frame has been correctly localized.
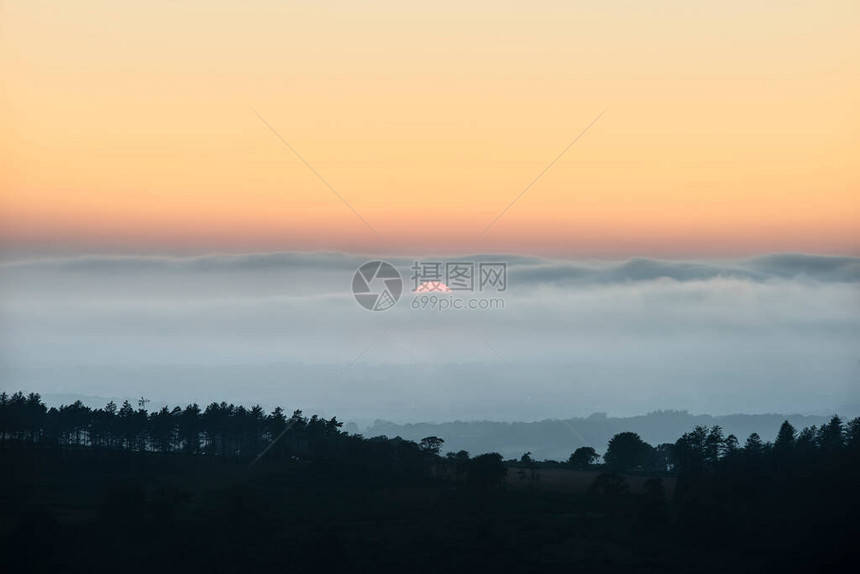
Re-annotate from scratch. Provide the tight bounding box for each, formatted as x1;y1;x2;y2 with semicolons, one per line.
2;391;859;573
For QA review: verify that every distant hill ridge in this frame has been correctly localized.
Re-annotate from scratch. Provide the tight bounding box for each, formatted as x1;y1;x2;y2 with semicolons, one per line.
365;409;857;460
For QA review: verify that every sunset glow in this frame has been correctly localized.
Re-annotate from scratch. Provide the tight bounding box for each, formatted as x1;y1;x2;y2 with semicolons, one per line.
2;1;857;256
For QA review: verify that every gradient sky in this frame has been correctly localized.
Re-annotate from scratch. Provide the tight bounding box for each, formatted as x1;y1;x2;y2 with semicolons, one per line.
2;0;858;256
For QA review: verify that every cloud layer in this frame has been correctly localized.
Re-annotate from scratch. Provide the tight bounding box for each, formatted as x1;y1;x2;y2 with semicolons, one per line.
1;252;858;421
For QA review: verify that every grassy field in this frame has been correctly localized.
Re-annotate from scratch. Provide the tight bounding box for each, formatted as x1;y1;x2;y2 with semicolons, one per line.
2;450;690;573
506;466;676;495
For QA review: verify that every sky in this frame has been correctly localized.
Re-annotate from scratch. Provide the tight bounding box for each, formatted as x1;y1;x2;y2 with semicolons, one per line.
1;2;858;421
1;0;857;256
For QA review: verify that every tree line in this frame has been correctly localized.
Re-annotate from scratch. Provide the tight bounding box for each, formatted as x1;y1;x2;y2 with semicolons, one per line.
0;391;510;487
578;416;858;471
0;391;339;459
3;391;858;475
3;390;858;571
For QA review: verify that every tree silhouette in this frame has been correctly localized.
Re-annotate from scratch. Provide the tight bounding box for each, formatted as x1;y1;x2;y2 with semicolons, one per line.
446;450;470;481
568;446;599;468
419;436;445;455
816;415;844;456
847;417;860;453
674;426;716;473
466;453;507;489
774;420;796;450
773;420;797;466
518;452;538;488
743;432;768;458
604;432;653;471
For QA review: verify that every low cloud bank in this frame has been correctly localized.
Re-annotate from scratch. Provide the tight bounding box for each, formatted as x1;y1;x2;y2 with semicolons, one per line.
1;252;858;420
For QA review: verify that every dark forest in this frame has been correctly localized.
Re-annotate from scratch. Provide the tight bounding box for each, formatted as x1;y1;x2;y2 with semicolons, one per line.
2;391;858;573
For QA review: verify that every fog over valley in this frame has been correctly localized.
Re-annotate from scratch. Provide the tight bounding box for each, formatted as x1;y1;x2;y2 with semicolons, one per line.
2;252;858;431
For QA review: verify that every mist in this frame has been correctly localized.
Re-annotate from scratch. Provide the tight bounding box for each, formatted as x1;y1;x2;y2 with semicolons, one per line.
1;252;858;422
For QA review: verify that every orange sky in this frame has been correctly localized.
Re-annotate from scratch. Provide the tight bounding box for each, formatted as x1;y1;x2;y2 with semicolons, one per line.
2;1;857;256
